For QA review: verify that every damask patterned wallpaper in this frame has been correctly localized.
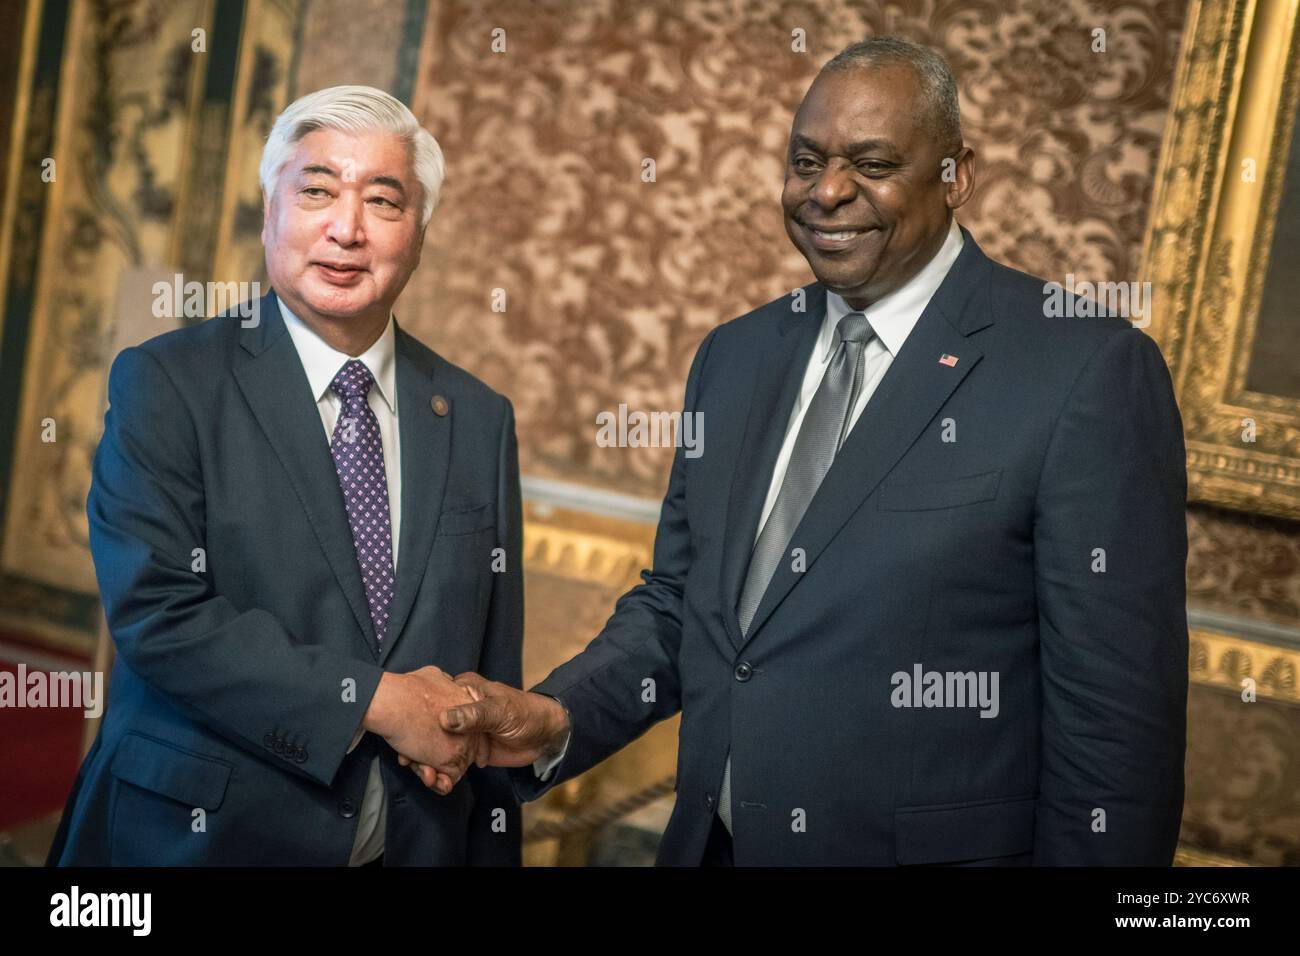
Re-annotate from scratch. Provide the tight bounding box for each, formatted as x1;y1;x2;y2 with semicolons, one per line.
400;0;1300;637
402;0;1191;497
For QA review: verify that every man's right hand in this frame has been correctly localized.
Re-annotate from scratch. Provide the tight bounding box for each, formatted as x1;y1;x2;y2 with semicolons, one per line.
398;673;570;789
447;673;570;768
362;666;480;795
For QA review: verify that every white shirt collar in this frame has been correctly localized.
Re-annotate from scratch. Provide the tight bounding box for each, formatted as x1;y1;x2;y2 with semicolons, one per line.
277;294;398;414
820;216;965;361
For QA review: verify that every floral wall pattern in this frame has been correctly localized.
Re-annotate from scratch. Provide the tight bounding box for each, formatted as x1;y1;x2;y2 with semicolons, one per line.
404;0;1189;497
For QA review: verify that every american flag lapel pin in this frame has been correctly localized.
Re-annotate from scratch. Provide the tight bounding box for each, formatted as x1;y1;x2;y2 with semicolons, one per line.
938;353;959;367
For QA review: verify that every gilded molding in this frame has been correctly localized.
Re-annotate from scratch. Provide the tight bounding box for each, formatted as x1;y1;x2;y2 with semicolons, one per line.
1189;626;1300;701
522;517;651;591
1141;0;1300;520
1174;845;1250;866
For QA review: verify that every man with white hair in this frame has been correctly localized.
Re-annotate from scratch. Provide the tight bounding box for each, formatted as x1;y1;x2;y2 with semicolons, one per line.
47;86;523;865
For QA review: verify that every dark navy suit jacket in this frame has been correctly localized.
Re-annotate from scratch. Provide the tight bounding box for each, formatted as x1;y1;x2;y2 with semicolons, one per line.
513;226;1188;866
49;289;523;866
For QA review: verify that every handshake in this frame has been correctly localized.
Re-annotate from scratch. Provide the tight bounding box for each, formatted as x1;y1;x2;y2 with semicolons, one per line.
360;667;571;795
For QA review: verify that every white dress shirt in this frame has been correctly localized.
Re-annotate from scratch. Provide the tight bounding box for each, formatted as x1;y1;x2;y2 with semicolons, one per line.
278;296;399;866
754;216;964;536
533;217;965;785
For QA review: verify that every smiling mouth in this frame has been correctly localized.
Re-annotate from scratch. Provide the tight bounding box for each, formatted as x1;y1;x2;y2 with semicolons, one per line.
803;224;877;250
810;228;864;241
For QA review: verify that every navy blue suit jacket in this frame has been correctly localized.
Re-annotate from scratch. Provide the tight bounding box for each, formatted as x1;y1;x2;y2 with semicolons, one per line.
513;226;1189;866
49;289;523;866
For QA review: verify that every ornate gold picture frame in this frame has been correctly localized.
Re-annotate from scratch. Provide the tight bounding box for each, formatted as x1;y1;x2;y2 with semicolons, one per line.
1143;0;1300;520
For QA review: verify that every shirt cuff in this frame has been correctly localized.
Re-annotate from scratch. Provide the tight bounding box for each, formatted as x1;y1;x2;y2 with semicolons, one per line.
347;726;365;755
531;696;572;781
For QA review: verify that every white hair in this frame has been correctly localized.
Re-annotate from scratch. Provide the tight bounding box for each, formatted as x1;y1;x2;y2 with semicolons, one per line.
259;85;445;230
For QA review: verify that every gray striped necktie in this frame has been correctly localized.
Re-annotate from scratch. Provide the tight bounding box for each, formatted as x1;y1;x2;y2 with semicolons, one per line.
719;310;875;835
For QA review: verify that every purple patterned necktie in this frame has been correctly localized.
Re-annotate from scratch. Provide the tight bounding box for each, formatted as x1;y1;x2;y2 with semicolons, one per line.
329;359;395;643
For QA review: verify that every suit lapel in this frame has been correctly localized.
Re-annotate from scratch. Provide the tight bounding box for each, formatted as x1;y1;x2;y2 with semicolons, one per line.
233;289;379;658
732;227;997;648
717;286;825;650
378;323;451;665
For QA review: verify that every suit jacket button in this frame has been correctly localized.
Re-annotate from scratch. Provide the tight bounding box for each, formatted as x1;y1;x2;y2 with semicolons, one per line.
734;662;752;682
295;749;309;764
705;793;714;812
339;798;357;818
431;395;449;416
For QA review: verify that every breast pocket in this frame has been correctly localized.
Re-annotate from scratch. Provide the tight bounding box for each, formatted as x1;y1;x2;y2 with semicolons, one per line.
425;502;496;656
435;502;493;536
877;469;1002;512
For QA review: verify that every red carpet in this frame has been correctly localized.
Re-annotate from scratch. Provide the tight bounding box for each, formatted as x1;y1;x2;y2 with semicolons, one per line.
0;658;90;832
